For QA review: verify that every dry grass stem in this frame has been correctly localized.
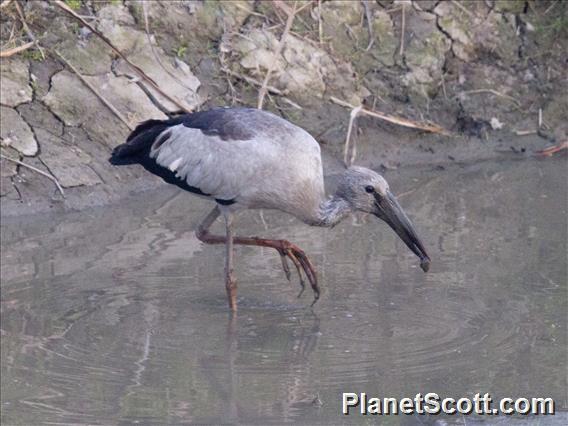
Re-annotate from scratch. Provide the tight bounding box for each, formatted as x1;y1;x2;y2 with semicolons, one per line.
361;0;374;51
14;0;45;59
1;154;66;198
399;3;406;56
0;40;34;57
223;68;302;109
544;1;559;15
54;50;134;131
257;1;297;110
317;0;323;44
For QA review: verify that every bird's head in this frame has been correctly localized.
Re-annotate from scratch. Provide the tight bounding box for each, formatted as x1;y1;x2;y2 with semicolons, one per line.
337;166;431;272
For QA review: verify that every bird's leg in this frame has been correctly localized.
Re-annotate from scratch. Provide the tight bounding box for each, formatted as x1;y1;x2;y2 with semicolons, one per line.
195;208;319;305
224;213;237;311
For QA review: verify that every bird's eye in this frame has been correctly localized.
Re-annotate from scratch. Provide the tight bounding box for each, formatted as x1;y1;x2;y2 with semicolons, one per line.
365;185;375;193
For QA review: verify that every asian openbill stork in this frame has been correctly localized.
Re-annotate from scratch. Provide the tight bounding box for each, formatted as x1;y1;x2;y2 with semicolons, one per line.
110;107;430;311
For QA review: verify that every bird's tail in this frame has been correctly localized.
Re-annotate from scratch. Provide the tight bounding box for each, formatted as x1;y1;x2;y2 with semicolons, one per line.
109;119;172;165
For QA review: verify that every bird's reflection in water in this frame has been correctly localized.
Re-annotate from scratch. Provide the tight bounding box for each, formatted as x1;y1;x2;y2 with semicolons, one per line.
198;310;322;423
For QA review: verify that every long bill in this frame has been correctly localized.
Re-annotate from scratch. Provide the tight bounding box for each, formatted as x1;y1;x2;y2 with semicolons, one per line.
375;191;431;272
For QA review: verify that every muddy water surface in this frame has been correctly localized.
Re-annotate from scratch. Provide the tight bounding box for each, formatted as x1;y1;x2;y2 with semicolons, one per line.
1;159;566;425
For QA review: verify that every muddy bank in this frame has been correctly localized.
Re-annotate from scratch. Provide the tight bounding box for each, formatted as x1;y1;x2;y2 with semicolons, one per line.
1;1;566;215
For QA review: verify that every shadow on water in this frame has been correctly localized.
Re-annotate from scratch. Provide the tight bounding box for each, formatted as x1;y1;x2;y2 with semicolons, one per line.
1;158;566;424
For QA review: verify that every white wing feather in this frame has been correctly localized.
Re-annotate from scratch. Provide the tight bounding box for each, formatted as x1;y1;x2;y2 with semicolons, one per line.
150;124;321;205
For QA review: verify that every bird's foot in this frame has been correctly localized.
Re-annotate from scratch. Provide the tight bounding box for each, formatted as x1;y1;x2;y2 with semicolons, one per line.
276;241;319;305
277;248;306;295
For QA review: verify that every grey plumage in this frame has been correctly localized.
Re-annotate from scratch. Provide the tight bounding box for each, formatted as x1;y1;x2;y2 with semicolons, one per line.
110;107;430;310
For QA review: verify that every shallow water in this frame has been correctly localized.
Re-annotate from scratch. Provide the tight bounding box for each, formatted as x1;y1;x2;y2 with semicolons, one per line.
1;158;566;425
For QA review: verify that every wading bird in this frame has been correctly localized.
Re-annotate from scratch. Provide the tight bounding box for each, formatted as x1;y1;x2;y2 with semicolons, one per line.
110;107;430;311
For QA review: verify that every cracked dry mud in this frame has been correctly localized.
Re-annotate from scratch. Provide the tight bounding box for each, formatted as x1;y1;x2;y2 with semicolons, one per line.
0;0;566;215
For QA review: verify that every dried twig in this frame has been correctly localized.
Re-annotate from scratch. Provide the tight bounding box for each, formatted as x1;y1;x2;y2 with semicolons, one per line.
460;89;521;107
53;49;134;131
514;129;537;136
535;141;568;157
1;154;65;198
222;68;302;110
52;0;191;113
0;40;34;58
451;0;474;18
232;2;265;18
14;0;45;59
257;1;297;110
544;0;559;15
361;0;374;51
223;68;285;95
399;2;406;56
317;0;323;44
330;96;450;134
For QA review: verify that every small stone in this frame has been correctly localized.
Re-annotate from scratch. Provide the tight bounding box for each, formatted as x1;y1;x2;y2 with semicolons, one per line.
490;117;504;130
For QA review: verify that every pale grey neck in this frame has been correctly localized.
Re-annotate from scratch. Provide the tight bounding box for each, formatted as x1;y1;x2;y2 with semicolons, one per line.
310;196;351;227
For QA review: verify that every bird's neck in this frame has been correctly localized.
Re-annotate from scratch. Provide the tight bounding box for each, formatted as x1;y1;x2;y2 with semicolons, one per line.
310;196;351;227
